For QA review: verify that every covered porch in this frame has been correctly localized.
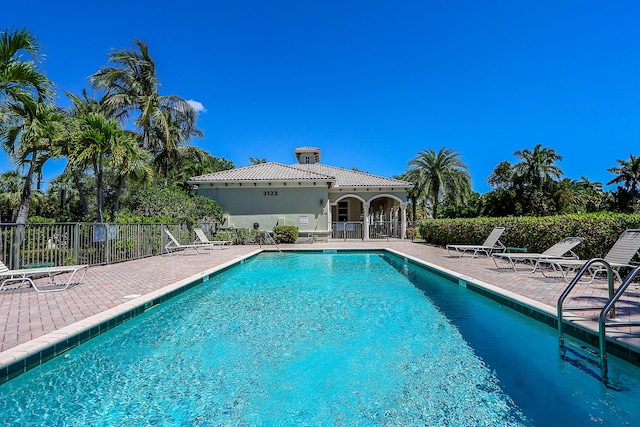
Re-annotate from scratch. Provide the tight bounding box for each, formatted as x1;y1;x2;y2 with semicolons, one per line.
329;194;408;240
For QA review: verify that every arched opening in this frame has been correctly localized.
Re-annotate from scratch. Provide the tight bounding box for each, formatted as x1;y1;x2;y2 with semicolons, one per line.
330;195;366;239
367;195;406;239
329;194;407;240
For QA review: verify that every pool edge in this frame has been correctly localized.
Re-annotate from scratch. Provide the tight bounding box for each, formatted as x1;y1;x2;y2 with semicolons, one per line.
384;248;640;367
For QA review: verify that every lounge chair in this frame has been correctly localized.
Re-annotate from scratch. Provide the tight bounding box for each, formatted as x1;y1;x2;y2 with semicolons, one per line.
0;260;88;292
446;227;506;258
492;237;584;272
537;229;640;282
193;228;232;249
164;229;207;255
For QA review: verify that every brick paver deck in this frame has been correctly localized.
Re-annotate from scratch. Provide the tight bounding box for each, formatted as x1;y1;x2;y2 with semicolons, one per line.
2;241;639;363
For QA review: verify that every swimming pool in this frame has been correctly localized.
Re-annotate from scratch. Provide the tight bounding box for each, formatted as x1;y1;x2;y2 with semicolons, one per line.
1;251;639;425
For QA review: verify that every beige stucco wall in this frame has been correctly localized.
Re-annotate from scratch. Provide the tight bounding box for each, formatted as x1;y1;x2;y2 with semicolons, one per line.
197;185;329;231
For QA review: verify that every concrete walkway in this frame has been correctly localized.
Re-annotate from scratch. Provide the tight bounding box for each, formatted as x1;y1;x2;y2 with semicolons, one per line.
2;241;639;362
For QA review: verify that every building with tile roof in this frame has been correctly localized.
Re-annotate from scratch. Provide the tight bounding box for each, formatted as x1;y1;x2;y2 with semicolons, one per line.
188;147;413;241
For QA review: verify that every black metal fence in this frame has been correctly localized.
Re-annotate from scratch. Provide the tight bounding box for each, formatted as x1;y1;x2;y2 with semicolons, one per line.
0;222;201;269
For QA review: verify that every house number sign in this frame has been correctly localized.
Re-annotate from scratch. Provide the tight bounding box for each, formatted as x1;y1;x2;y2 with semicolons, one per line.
263;191;278;196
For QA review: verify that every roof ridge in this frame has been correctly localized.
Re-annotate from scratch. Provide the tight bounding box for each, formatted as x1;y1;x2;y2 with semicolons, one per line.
291;163;411;185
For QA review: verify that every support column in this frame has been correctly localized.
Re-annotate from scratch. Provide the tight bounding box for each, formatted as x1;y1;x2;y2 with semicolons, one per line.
393;206;399;237
400;202;408;239
328;203;334;236
363;202;370;241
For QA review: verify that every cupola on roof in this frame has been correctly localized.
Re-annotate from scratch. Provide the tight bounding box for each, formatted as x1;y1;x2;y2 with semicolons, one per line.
294;147;321;164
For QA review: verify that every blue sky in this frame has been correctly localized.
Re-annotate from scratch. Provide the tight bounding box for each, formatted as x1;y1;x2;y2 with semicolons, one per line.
2;1;640;193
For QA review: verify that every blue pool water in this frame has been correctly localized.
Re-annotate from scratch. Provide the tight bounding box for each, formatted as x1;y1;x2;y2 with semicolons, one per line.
1;252;640;425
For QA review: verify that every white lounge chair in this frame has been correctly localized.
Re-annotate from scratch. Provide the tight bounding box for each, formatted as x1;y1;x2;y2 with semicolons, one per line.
446;227;506;258
164;229;207;255
193;228;232;249
0;260;88;292
492;237;584;272
537;229;640;282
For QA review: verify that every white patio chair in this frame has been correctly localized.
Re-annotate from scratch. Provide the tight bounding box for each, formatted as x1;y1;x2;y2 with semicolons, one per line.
492;237;584;273
0;260;88;292
164;229;206;255
193;228;232;249
537;229;640;282
446;227;506;258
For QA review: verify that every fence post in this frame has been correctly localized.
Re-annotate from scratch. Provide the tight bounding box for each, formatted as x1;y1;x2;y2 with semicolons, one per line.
105;224;110;265
74;223;80;264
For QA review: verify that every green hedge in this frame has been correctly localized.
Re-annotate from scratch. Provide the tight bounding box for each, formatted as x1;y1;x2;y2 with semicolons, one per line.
417;213;640;259
273;225;299;244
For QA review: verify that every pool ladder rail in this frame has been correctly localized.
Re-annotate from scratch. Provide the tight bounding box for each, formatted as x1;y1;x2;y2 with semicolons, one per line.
257;230;282;252
557;258;640;381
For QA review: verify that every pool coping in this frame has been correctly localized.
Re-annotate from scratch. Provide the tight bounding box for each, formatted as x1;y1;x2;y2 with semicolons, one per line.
2;247;639;385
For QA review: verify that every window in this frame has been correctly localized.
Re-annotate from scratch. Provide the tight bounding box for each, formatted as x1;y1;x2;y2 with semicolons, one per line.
304;155;311;164
338;201;348;222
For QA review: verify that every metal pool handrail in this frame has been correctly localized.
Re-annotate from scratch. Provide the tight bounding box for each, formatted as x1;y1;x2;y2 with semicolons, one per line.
598;265;640;376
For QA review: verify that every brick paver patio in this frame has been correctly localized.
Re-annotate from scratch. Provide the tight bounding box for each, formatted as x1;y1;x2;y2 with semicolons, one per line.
2;241;639;360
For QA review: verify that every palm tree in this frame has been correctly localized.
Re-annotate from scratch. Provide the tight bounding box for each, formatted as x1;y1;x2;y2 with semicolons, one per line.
71;112;138;222
607;154;640;204
55;89;114;216
513;144;563;189
1;96;62;223
0;95;62;266
401;169;423;220
407;147;471;219
0;27;52;102
150;106;203;186
111;131;153;216
567;177;605;212
89;39;200;154
0;170;22;221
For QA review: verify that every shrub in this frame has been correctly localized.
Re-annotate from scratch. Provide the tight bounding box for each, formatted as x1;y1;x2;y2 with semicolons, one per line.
273;225;299;243
214;228;259;245
417;213;640;260
119;185;223;227
406;227;417;241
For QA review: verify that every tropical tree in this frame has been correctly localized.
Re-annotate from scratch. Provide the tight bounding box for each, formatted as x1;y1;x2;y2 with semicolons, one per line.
513;144;563;188
0;170;22;221
111;134;153;216
89;39;200;156
53;90;106;216
401;169;425;220
0;27;52;102
1;97;62;223
607;154;640;204
70;112;139;221
0;96;61;265
249;157;267;165
406;147;472;219
512;144;563;215
150;107;203;186
565;177;606;213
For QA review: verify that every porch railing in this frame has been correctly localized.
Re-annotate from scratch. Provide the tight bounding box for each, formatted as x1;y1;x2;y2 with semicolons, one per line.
0;222;196;269
369;221;401;239
331;222;363;240
330;221;409;240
